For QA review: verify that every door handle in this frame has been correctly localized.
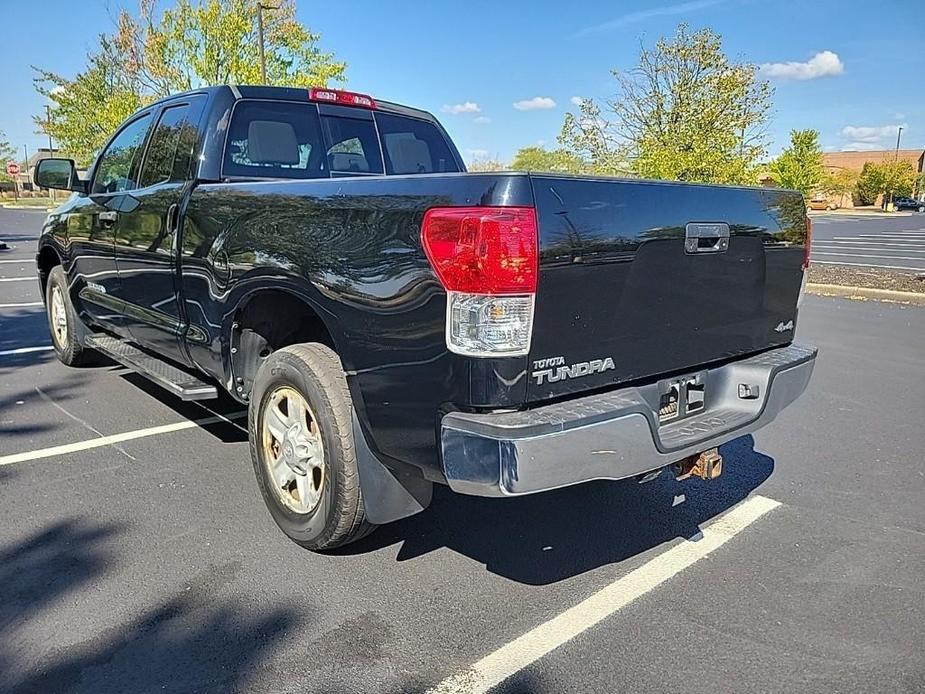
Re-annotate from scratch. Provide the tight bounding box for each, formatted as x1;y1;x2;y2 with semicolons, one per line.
684;222;730;254
99;210;119;224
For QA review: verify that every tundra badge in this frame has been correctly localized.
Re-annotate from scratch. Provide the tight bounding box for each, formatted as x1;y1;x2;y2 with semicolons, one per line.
532;356;616;386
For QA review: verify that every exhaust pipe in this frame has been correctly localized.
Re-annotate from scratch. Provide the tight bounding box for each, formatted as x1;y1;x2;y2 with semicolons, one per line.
672;448;723;481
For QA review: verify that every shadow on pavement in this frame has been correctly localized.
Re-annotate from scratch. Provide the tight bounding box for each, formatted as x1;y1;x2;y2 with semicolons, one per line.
119;371;249;444
0;377;94;443
0;519;302;694
341;435;774;585
0;308;50;353
0;350;55;376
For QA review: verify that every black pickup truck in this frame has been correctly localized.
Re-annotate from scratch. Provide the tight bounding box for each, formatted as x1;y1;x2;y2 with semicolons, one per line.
34;85;817;550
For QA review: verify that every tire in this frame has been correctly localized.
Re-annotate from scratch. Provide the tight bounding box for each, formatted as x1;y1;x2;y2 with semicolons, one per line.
918;206;924;213
248;343;375;550
45;266;95;367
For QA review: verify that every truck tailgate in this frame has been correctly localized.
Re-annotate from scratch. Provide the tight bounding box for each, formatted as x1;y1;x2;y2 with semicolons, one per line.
526;175;807;403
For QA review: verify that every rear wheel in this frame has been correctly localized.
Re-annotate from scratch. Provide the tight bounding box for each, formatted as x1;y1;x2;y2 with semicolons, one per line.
45;266;94;367
248;343;375;550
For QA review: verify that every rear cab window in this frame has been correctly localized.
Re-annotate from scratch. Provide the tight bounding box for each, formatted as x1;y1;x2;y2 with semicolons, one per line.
375;112;459;175
221;98;461;180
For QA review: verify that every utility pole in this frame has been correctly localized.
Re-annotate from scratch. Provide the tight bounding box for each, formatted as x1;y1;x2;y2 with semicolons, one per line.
45;104;55;203
257;2;267;84
23;144;29;193
256;2;279;84
886;126;904;210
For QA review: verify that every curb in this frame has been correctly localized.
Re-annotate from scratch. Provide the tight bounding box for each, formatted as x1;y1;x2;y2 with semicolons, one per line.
806;283;925;305
0;205;55;211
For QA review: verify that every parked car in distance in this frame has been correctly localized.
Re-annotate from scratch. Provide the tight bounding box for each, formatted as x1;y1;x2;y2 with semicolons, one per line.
808;195;838;211
891;196;925;212
33;85;817;551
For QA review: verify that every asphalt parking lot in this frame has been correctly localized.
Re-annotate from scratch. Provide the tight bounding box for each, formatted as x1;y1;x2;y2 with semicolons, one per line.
1;208;923;693
810;210;925;272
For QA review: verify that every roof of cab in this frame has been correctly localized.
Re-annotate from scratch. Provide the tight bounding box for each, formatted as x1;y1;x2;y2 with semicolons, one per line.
152;85;437;123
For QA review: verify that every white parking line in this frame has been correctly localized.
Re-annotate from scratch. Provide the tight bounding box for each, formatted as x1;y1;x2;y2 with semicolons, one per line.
0;258;34;264
0;301;43;308
0;276;34;282
816;241;925;249
0;411;248;467
428;495;781;694
0;345;54;357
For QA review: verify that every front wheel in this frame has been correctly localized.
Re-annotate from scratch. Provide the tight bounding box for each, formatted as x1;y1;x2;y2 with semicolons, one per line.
45;266;95;367
248;343;375;550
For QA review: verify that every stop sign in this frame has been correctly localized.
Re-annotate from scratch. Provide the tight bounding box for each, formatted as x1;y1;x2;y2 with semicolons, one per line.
6;162;19;176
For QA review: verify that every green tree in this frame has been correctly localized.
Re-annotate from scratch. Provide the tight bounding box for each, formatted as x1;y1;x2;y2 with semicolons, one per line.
119;0;346;95
768;129;824;197
0;131;16;183
558;24;772;184
856;160;916;205
34;36;144;166
467;158;506;172
823;167;858;200
558;99;629;175
510;146;586;173
33;0;345;166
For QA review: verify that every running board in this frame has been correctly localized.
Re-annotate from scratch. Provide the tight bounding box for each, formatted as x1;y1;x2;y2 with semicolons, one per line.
86;335;218;401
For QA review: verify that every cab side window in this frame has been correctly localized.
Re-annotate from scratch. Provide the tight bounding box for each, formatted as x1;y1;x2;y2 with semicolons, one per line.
91;114;153;195
138;104;192;188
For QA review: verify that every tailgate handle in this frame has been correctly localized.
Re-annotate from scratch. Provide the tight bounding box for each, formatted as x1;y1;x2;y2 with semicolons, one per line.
685;222;730;254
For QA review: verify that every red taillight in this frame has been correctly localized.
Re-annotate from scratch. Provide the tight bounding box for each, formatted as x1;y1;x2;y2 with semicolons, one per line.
308;87;377;109
803;216;813;270
421;207;538;295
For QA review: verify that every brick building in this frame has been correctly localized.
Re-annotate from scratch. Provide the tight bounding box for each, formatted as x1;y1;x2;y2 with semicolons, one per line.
822;149;925;207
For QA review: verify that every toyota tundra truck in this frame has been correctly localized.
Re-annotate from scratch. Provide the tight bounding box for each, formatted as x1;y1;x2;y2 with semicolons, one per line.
33;85;817;550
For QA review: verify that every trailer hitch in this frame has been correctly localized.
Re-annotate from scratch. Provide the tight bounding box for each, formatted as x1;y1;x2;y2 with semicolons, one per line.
672;448;723;481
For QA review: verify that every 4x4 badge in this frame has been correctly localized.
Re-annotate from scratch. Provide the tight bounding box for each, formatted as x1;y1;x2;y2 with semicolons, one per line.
774;320;794;333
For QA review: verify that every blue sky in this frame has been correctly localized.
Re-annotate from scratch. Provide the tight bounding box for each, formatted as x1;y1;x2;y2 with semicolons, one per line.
1;0;923;164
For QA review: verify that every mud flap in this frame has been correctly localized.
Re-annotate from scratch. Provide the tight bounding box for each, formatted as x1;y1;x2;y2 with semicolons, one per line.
352;412;433;525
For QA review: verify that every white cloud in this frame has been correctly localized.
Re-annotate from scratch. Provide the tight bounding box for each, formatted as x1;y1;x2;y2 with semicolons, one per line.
570;96;584;106
575;0;724;36
473;115;491;124
759;51;844;81
840;124;905;143
441;102;480;115
513;96;556;111
466;148;489;159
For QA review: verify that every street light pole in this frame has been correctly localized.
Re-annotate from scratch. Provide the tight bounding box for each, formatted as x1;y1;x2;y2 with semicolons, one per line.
257;2;267;84
895;126;903;160
256;2;279;85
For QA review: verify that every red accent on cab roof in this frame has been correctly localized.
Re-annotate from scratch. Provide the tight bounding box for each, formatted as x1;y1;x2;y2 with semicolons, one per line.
308;88;377;109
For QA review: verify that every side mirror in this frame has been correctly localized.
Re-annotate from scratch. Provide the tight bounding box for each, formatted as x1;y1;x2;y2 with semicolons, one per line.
34;158;85;193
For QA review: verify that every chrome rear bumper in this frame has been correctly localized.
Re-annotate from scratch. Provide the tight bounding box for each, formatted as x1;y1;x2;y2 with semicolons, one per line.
440;344;817;497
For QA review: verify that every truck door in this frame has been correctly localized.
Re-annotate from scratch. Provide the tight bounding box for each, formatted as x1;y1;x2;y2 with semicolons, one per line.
68;112;154;336
112;97;204;364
